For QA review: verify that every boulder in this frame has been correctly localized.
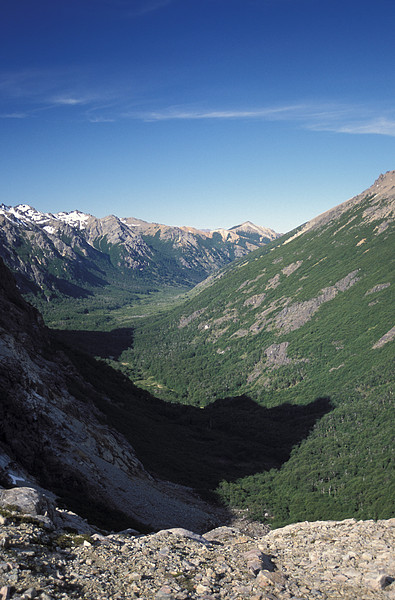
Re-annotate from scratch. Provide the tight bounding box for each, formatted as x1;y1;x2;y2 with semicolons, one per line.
0;487;56;521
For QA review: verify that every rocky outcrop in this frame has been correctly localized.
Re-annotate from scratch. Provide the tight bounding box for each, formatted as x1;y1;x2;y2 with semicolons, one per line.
272;270;360;333
0;511;393;599
259;518;395;600
0;488;56;524
372;326;395;349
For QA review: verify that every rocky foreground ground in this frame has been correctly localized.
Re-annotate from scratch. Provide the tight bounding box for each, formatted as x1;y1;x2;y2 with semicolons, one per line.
0;488;394;600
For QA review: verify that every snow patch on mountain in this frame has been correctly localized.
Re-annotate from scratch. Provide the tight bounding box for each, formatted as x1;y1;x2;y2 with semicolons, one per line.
13;204;51;224
0;204;92;231
55;210;91;230
120;218;140;227
0;204;51;226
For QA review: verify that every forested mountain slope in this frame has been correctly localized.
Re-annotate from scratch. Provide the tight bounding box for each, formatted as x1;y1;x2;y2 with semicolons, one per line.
126;171;395;526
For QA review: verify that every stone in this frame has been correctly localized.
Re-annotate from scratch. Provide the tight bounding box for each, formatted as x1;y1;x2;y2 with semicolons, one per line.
155;586;175;599
0;587;12;600
257;569;287;589
54;509;94;534
379;574;395;589
163;528;211;545
244;549;275;574
0;488;55;521
21;589;37;599
365;573;395;591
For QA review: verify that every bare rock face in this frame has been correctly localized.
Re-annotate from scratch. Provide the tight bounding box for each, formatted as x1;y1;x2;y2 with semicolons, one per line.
0;258;218;532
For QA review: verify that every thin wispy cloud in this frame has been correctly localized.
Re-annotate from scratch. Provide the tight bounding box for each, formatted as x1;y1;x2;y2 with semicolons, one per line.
136;102;395;137
137;103;353;124
50;96;90;106
0;67;121;119
301;105;395;137
1;68;395;137
0;69;80;103
313;117;395;137
88;116;116;123
0;112;27;119
140;105;307;121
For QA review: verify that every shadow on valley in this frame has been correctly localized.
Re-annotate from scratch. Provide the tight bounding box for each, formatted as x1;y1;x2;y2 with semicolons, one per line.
53;327;134;359
131;394;333;497
56;337;333;503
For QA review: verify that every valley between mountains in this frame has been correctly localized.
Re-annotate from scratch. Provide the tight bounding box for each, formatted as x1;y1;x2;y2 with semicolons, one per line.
0;172;394;599
0;203;280;328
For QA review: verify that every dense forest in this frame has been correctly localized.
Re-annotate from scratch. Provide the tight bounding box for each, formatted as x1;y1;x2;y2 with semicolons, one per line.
105;190;394;526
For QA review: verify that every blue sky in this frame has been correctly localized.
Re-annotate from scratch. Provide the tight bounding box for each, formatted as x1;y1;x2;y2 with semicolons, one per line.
1;0;395;232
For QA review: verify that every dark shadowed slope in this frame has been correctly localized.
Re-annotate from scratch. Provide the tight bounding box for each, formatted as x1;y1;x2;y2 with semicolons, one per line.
0;257;222;532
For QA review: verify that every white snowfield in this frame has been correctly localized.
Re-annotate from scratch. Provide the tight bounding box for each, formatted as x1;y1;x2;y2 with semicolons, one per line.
0;204;91;230
55;210;90;229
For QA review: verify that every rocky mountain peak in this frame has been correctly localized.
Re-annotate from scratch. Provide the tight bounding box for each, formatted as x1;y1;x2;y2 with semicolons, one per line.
283;170;395;245
0;204;92;232
0;204;49;227
229;220;280;237
54;209;91;230
373;169;395;189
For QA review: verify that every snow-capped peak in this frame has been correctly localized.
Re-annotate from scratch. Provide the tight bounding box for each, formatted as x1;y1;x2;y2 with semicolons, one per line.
0;204;51;226
14;204;52;223
0;204;91;231
54;210;90;230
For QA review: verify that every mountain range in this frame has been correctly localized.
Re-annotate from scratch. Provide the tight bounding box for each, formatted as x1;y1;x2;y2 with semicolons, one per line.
0;204;280;309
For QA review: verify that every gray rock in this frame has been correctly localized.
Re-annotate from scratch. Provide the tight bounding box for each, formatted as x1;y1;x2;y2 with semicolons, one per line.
156;528;211;545
243;548;275;574
54;509;95;534
21;588;37;599
0;512;394;600
0;487;56;521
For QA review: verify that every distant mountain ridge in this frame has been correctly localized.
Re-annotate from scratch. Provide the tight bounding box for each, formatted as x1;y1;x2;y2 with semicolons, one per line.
0;203;281;303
